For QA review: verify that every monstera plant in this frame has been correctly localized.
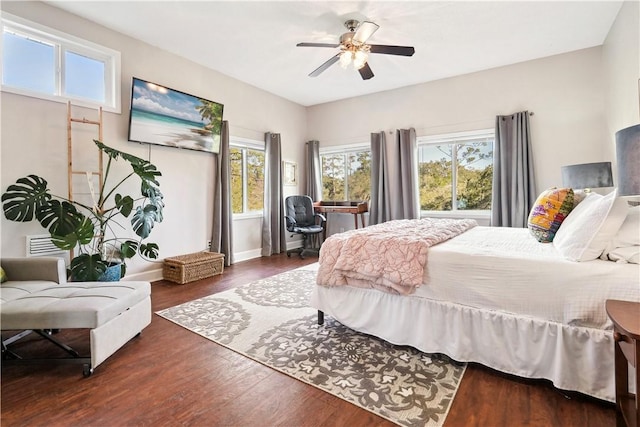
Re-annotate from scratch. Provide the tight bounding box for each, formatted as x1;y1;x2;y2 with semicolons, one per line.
2;140;163;281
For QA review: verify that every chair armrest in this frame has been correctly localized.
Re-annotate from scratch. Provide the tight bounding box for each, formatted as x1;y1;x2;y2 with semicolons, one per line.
315;213;326;224
285;215;297;230
1;257;67;284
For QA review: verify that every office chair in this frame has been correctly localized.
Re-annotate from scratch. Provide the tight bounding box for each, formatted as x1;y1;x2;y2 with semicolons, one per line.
285;195;326;259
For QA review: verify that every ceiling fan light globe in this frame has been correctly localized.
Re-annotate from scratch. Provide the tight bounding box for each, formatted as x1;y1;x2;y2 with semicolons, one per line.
353;50;368;69
339;51;352;68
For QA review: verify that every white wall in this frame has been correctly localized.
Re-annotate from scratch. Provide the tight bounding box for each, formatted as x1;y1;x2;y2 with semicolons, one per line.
0;1;308;280
308;47;607;198
603;0;640;166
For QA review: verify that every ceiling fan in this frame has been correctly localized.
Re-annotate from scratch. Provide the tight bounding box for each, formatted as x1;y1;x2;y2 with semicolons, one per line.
296;19;415;80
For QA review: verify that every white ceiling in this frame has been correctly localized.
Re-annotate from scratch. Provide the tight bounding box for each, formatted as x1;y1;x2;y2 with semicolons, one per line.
46;1;623;107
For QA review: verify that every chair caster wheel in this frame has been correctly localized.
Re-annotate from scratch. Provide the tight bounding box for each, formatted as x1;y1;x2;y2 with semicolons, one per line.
83;365;93;377
286;253;291;258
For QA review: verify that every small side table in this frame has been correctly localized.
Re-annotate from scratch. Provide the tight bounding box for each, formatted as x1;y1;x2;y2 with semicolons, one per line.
606;299;640;427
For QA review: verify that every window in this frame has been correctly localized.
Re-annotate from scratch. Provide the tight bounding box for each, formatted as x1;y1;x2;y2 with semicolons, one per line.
418;130;494;213
230;138;265;215
320;145;371;201
1;13;121;112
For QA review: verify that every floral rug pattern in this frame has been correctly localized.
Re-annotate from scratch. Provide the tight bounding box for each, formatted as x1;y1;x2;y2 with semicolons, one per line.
157;267;465;427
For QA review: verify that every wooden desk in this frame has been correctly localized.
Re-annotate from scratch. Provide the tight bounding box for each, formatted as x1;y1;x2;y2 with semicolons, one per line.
606;299;640;427
313;201;368;231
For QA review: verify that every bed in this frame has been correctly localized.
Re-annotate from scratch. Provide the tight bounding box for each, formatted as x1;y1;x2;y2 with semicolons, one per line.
311;192;640;403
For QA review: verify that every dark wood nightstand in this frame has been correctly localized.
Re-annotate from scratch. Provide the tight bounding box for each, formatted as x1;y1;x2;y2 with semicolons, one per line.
606;299;640;427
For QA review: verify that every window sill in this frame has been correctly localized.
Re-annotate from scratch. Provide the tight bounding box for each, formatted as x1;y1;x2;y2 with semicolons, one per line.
420;210;490;220
233;212;263;220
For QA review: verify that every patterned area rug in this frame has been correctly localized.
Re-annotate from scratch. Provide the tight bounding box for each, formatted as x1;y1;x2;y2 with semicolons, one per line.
156;266;466;426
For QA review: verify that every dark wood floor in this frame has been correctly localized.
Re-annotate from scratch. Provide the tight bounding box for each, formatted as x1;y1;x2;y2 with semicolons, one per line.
1;254;615;426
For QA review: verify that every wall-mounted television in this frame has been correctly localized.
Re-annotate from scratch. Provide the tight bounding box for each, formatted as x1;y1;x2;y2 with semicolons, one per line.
128;77;224;154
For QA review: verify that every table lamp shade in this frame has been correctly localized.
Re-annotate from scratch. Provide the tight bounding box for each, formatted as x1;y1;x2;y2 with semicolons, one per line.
615;124;640;197
561;162;613;189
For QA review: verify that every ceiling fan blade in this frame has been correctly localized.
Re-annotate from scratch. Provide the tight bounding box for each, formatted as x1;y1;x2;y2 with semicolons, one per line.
309;53;341;77
358;62;374;80
353;21;379;44
369;44;415;56
297;42;340;48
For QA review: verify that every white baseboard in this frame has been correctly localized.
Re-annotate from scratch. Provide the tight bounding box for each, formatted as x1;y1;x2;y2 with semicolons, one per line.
233;248;263;263
287;241;303;250
123;268;163;283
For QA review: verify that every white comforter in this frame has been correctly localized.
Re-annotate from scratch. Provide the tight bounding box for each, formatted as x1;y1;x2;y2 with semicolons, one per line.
418;226;640;329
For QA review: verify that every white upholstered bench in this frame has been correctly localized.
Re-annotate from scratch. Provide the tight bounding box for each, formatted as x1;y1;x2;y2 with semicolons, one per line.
1;257;151;376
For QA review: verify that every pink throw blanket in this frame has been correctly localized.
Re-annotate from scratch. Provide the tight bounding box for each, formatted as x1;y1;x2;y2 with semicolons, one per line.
316;218;477;295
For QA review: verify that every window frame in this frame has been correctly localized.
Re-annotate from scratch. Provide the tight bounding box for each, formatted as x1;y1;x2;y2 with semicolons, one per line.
320;142;371;201
230;136;265;219
1;13;121;113
417;129;494;219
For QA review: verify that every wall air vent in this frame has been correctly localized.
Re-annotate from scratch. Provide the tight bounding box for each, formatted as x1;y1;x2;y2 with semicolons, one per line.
26;234;66;257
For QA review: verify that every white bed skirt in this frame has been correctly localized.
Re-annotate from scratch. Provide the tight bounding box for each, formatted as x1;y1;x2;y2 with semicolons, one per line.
310;284;616;402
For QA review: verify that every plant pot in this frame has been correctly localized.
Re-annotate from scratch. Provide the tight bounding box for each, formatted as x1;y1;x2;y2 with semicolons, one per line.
98;263;122;282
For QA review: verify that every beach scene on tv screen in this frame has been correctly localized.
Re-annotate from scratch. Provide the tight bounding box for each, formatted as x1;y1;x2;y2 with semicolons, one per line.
129;78;223;153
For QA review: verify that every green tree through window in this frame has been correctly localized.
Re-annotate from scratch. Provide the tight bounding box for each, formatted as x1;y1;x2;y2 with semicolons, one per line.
230;143;264;214
418;135;493;211
321;149;371;201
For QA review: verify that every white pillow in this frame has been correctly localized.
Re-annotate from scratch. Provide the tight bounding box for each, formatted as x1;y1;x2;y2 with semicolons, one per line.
553;190;629;261
607;246;640;264
612;205;640;248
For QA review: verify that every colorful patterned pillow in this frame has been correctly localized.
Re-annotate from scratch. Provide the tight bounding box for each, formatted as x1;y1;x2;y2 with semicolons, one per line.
528;187;575;243
0;267;7;283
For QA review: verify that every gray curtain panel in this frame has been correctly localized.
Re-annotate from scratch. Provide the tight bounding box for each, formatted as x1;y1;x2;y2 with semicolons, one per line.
211;120;234;266
261;132;287;256
369;131;387;225
491;111;536;227
369;128;419;225
305;140;322;201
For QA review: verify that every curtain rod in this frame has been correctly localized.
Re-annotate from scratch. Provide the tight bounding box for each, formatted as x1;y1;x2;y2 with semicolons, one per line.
500;111;535;121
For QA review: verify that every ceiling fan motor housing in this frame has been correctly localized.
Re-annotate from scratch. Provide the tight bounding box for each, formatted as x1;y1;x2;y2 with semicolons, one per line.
340;32;355;47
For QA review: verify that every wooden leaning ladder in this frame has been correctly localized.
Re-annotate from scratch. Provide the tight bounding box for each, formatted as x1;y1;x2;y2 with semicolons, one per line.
66;102;103;259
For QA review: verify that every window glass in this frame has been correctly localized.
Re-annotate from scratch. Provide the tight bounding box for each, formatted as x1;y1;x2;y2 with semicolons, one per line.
455;140;493;210
1;15;120;111
64;50;105;102
418;133;494;212
246;149;264;212
418;144;453;211
230;140;264;214
2;31;55;94
347;151;371;201
322;154;346;200
321;148;371;201
230;148;244;214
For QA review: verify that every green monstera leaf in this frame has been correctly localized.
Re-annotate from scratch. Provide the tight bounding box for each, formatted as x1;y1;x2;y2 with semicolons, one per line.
51;216;95;250
95;140;146;165
36;200;86;237
141;183;164;222
70;253;107;282
119;240;139;259
132;161;161;187
140;242;159;259
115;194;134;218
1;175;51;222
131;205;158;239
94;140;161;186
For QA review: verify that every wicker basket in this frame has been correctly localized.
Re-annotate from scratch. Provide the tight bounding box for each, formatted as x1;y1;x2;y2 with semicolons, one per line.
163;251;225;284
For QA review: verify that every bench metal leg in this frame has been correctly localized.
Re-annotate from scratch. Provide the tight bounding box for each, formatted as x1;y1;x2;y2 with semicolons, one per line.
33;329;80;357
